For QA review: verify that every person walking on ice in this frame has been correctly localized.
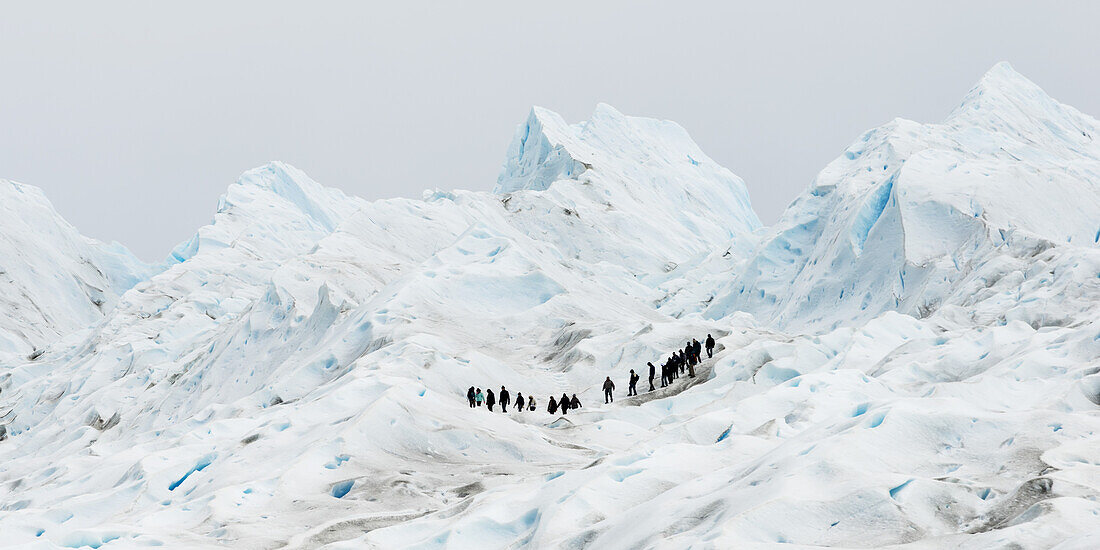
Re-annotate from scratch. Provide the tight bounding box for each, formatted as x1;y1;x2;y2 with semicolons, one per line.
486;388;496;412
500;386;510;412
570;394;581;409
706;334;715;358
475;388;484;407
648;362;656;392
547;396;558;414
628;369;639;396
528;395;536;411
603;376;616;404
467;386;476;408
515;392;525;412
560;393;571;415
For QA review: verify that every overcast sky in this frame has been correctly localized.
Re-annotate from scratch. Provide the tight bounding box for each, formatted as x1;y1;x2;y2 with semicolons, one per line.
2;2;1098;260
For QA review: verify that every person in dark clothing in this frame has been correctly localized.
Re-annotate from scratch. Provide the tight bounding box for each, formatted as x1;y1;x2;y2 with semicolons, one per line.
486;388;496;412
570;394;581;409
679;350;687;374
500;386;510;412
693;339;702;363
528;396;536;411
688;356;696;378
603;376;615;403
560;393;571;415
548;396;558;414
661;361;670;386
706;334;715;358
515;392;525;412
628;369;639;396
648;362;656;391
467;386;476;408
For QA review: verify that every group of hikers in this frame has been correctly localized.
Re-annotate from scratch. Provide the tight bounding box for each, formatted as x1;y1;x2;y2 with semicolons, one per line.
467;386;582;414
466;333;716;414
650;334;715;390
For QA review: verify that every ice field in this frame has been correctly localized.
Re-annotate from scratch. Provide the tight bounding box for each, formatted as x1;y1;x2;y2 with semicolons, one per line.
0;63;1098;549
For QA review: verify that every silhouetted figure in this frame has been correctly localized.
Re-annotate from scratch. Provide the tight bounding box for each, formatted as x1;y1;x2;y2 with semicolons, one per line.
570;394;581;409
561;393;571;415
467;386;476;408
515;393;525;412
486;388;496;412
693;339;702;363
548;396;558;414
603;376;616;403
500;386;510;412
628;369;639;396
648;362;656;391
528;396;536;411
706;334;715;358
661;361;669;387
475;388;484;407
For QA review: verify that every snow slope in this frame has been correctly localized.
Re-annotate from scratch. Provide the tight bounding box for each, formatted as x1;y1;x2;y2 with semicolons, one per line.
0;180;156;358
1;65;1099;550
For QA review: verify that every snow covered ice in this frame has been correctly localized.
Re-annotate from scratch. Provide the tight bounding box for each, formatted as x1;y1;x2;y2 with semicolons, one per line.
1;63;1099;549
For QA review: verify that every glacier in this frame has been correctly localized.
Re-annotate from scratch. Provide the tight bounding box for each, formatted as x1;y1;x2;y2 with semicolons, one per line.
0;63;1098;549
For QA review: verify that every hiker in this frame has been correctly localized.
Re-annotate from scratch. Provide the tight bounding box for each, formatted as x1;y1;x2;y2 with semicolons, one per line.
687;356;696;378
548;396;558;414
560;393;571;415
500;386;510;412
475;388;484;407
528;395;536;411
570;394;581;409
661;361;669;387
648;362;656;391
467;386;476;408
694;339;702;363
706;334;715;358
603;376;615;404
515;392;525;412
486;388;496;412
628;369;639;396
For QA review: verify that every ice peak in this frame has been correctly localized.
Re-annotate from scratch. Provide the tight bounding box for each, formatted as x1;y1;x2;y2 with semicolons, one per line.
949;62;1058;121
975;61;1033;90
168;162;363;264
494;107;590;194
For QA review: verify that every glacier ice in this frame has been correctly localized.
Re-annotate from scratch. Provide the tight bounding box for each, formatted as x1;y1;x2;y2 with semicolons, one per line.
0;63;1099;549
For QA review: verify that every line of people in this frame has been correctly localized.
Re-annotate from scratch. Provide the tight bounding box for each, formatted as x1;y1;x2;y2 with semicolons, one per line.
464;334;715;415
606;334;717;402
466;386;582;415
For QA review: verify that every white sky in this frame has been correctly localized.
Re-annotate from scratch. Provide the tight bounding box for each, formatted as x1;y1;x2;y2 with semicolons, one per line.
2;1;1098;260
